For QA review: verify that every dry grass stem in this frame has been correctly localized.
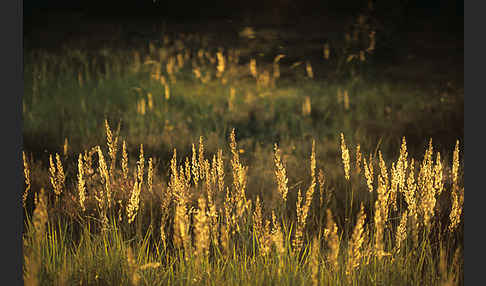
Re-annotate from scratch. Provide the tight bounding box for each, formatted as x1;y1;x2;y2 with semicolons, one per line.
310;236;320;286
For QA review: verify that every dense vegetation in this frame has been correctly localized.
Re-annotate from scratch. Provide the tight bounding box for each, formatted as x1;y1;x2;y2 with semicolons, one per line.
22;4;463;285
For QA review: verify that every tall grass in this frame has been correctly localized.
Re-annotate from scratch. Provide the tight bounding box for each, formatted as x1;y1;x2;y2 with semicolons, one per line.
22;28;463;162
22;126;463;285
23;10;463;284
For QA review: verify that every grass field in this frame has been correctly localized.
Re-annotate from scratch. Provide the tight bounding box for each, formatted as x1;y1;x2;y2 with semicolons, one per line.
22;9;463;285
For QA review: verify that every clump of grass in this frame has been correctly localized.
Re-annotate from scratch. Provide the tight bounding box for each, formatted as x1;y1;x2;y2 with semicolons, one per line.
22;126;463;285
23;25;463;166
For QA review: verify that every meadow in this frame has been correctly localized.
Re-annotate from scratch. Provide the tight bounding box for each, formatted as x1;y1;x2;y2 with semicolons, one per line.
22;10;463;285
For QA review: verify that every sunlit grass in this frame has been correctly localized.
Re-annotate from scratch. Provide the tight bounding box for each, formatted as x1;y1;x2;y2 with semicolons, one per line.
23;36;462;159
22;126;463;285
22;16;463;285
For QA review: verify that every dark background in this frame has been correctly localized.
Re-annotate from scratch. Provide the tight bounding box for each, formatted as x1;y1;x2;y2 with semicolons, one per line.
23;0;464;69
24;0;463;30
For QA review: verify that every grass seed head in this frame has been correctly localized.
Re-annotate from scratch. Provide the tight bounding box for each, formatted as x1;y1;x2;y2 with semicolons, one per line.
274;143;289;204
355;144;362;175
194;196;210;258
434;152;444;196
374;182;386;257
22;151;31;209
346;203;366;276
306;61;314;79
394;211;408;254
302;96;312;117
122;140;128;181
378;151;389;190
33;188;48;235
49;154;61;196
97;146;111;208
363;154;374;193
55;153;65;188
271;211;285;258
253;195;263;241
325;208;340;272
77;153;86;211
448;187;464;233
127;171;141;224
147;158;153;194
343;89;350;111
452;140;460;188
324;43;330;59
250;58;257;78
340;133;351;180
63;138;69;157
216;149;225;194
